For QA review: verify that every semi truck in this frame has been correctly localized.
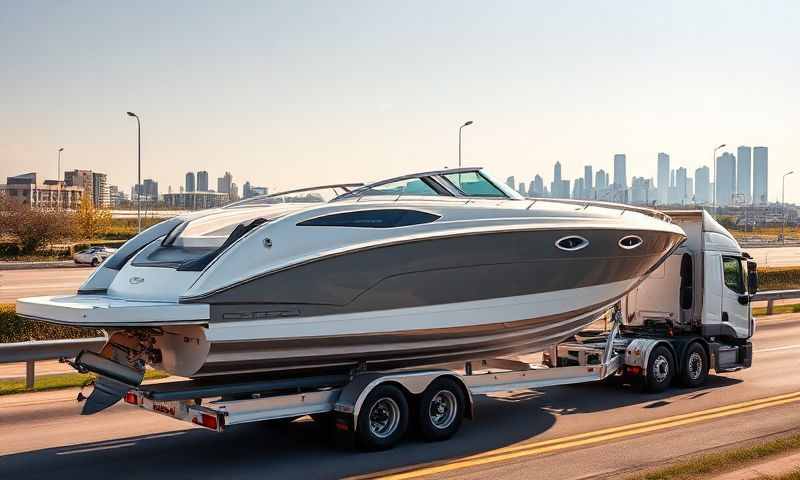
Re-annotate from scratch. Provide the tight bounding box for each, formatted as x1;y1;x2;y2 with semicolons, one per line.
81;209;758;450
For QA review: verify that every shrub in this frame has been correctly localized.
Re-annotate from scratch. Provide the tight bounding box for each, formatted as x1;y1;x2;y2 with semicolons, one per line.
0;304;103;343
73;196;112;239
758;267;800;291
0;196;75;253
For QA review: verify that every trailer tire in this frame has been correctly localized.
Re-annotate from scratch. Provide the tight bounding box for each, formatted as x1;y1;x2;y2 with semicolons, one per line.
645;346;674;393
678;343;709;388
356;384;409;451
417;377;465;442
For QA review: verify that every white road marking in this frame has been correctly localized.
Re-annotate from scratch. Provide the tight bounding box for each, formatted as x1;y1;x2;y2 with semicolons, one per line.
755;344;800;353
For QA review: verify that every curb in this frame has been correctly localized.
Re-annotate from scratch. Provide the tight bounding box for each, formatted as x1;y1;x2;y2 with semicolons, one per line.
0;261;88;271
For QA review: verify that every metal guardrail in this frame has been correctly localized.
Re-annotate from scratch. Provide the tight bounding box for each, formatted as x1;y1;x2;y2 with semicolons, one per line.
752;289;800;315
0;337;106;389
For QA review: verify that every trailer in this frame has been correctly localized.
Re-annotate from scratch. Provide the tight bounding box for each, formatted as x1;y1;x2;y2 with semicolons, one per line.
111;210;757;450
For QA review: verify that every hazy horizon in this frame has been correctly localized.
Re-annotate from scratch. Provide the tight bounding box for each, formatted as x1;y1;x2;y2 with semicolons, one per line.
2;1;798;202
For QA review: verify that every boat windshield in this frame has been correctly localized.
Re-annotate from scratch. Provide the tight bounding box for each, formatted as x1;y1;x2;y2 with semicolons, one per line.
441;171;522;199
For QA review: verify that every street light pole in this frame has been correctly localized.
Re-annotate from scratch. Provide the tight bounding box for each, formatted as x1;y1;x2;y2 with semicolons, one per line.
712;143;726;218
57;147;64;209
458;121;474;168
126;112;142;233
782;170;794;244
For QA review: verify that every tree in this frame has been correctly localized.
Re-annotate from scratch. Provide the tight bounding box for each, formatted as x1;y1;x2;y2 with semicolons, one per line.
73;196;112;239
0;194;75;253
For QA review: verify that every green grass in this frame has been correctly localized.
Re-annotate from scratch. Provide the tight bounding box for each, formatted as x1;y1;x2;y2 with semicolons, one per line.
0;369;169;396
627;432;800;480
753;303;800;316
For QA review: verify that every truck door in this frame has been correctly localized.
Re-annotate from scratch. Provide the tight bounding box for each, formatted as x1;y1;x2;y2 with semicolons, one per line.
720;256;751;339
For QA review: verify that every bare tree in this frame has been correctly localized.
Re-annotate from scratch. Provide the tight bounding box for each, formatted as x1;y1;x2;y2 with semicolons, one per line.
0;194;75;254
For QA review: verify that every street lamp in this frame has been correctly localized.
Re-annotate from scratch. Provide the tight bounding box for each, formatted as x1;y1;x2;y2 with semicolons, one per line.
458;120;474;168
712;143;726;217
57;147;64;181
782;170;795;244
126;112;142;232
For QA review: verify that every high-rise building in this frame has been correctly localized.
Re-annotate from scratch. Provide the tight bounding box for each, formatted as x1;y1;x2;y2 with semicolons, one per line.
505;176;515;190
737;146;752;203
613;154;627;189
687;177;693;203
676;167;688;204
243;181;251;198
550;162;567;198
695;166;710;204
517;182;527;196
657;152;670;205
92;172;109;208
217;171;233;195
197;171;209;192
532;175;544;196
753;146;769;205
185;172;196;193
631;177;652;205
584;165;593;197
716;152;736;206
572;178;585;200
595;169;608;189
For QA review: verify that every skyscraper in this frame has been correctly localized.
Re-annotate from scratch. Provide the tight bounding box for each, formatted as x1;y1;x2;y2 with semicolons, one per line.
676;167;688;204
584;165;593;197
737;146;752;203
657;152;670;205
595;169;608;189
532;175;544;196
217;171;233;195
716;152;736;206
613;154;627;189
518;182;527;196
92;172;109;208
185;172;196;193
695;166;710;204
197;171;209;192
505;176;515;190
572;178;585;200
753;146;769;205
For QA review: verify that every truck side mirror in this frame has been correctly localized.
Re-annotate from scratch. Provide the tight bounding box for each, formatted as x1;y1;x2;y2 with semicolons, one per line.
747;260;758;295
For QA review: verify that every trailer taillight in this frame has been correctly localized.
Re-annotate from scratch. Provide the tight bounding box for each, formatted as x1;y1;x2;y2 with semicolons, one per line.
124;392;139;405
192;413;219;430
626;366;642;376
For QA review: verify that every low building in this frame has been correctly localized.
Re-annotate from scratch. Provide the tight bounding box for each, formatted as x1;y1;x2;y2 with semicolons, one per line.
163;191;230;210
0;172;83;209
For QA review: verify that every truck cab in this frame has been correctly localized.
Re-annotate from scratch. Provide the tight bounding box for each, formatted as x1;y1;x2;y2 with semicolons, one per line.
622;210;756;377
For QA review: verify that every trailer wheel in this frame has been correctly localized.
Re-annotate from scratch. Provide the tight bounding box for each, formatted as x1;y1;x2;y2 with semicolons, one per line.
678;343;709;388
356;384;409;451
645;346;674;393
417;377;465;442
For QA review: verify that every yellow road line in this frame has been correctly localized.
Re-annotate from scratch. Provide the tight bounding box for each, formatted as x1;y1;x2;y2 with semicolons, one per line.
375;391;800;480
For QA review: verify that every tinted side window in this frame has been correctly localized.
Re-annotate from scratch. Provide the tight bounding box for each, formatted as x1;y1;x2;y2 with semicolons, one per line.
722;256;745;294
298;209;440;228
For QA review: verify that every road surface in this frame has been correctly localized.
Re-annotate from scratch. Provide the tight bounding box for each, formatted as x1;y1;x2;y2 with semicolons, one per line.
0;244;797;304
1;314;800;479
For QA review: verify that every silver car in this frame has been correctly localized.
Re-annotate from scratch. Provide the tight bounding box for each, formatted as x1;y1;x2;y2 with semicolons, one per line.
73;246;117;267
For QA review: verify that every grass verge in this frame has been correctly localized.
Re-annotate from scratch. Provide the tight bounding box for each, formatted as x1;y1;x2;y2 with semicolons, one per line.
753;303;800;316
0;369;169;396
627;431;800;480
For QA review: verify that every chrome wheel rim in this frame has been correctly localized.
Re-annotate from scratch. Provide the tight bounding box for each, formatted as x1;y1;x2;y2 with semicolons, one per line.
687;352;703;380
653;355;670;383
368;397;400;439
429;390;458;429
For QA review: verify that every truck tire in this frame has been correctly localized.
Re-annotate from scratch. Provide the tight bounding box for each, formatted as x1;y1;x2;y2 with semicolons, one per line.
678;343;709;388
645;346;674;393
355;384;409;451
417;377;465;442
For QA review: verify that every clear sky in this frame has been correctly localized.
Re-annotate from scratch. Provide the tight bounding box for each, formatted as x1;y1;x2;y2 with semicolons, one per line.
1;1;798;202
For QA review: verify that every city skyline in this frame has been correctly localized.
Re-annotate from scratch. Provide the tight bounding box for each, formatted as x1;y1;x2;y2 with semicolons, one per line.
1;2;799;202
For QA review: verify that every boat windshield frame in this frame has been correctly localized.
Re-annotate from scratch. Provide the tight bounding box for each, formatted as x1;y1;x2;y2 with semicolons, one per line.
332;167;523;202
223;183;365;209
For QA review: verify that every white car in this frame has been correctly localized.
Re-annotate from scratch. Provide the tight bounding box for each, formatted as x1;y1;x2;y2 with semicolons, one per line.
73;246;117;267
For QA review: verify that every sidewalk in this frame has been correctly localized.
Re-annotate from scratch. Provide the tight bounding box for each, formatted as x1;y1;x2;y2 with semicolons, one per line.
711;451;800;479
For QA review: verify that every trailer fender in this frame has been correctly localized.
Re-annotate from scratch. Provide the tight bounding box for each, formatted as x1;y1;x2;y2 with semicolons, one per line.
625;339;676;377
334;370;474;431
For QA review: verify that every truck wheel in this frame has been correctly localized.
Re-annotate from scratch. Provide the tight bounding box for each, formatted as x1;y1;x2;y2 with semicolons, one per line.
645;346;674;393
417;377;465;442
356;384;409;451
678;343;709;388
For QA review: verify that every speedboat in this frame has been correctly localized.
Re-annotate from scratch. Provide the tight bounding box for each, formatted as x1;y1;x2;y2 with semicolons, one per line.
17;167;685;413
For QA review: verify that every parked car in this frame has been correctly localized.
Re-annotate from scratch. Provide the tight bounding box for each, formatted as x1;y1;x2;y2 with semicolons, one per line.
73;246;117;266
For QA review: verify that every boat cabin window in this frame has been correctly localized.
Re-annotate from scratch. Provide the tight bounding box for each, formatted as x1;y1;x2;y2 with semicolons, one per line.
441;171;510;198
722;256;746;294
298;209;440;228
359;179;439;197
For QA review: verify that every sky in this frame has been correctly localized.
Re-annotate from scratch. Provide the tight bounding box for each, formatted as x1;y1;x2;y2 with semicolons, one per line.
1;1;799;202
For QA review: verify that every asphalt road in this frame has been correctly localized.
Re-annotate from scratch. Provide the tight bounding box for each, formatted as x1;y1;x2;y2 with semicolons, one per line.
1;314;800;480
748;245;800;267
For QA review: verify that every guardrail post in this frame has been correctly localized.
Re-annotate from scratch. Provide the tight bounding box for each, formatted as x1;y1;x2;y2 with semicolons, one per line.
26;360;35;390
767;299;775;316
